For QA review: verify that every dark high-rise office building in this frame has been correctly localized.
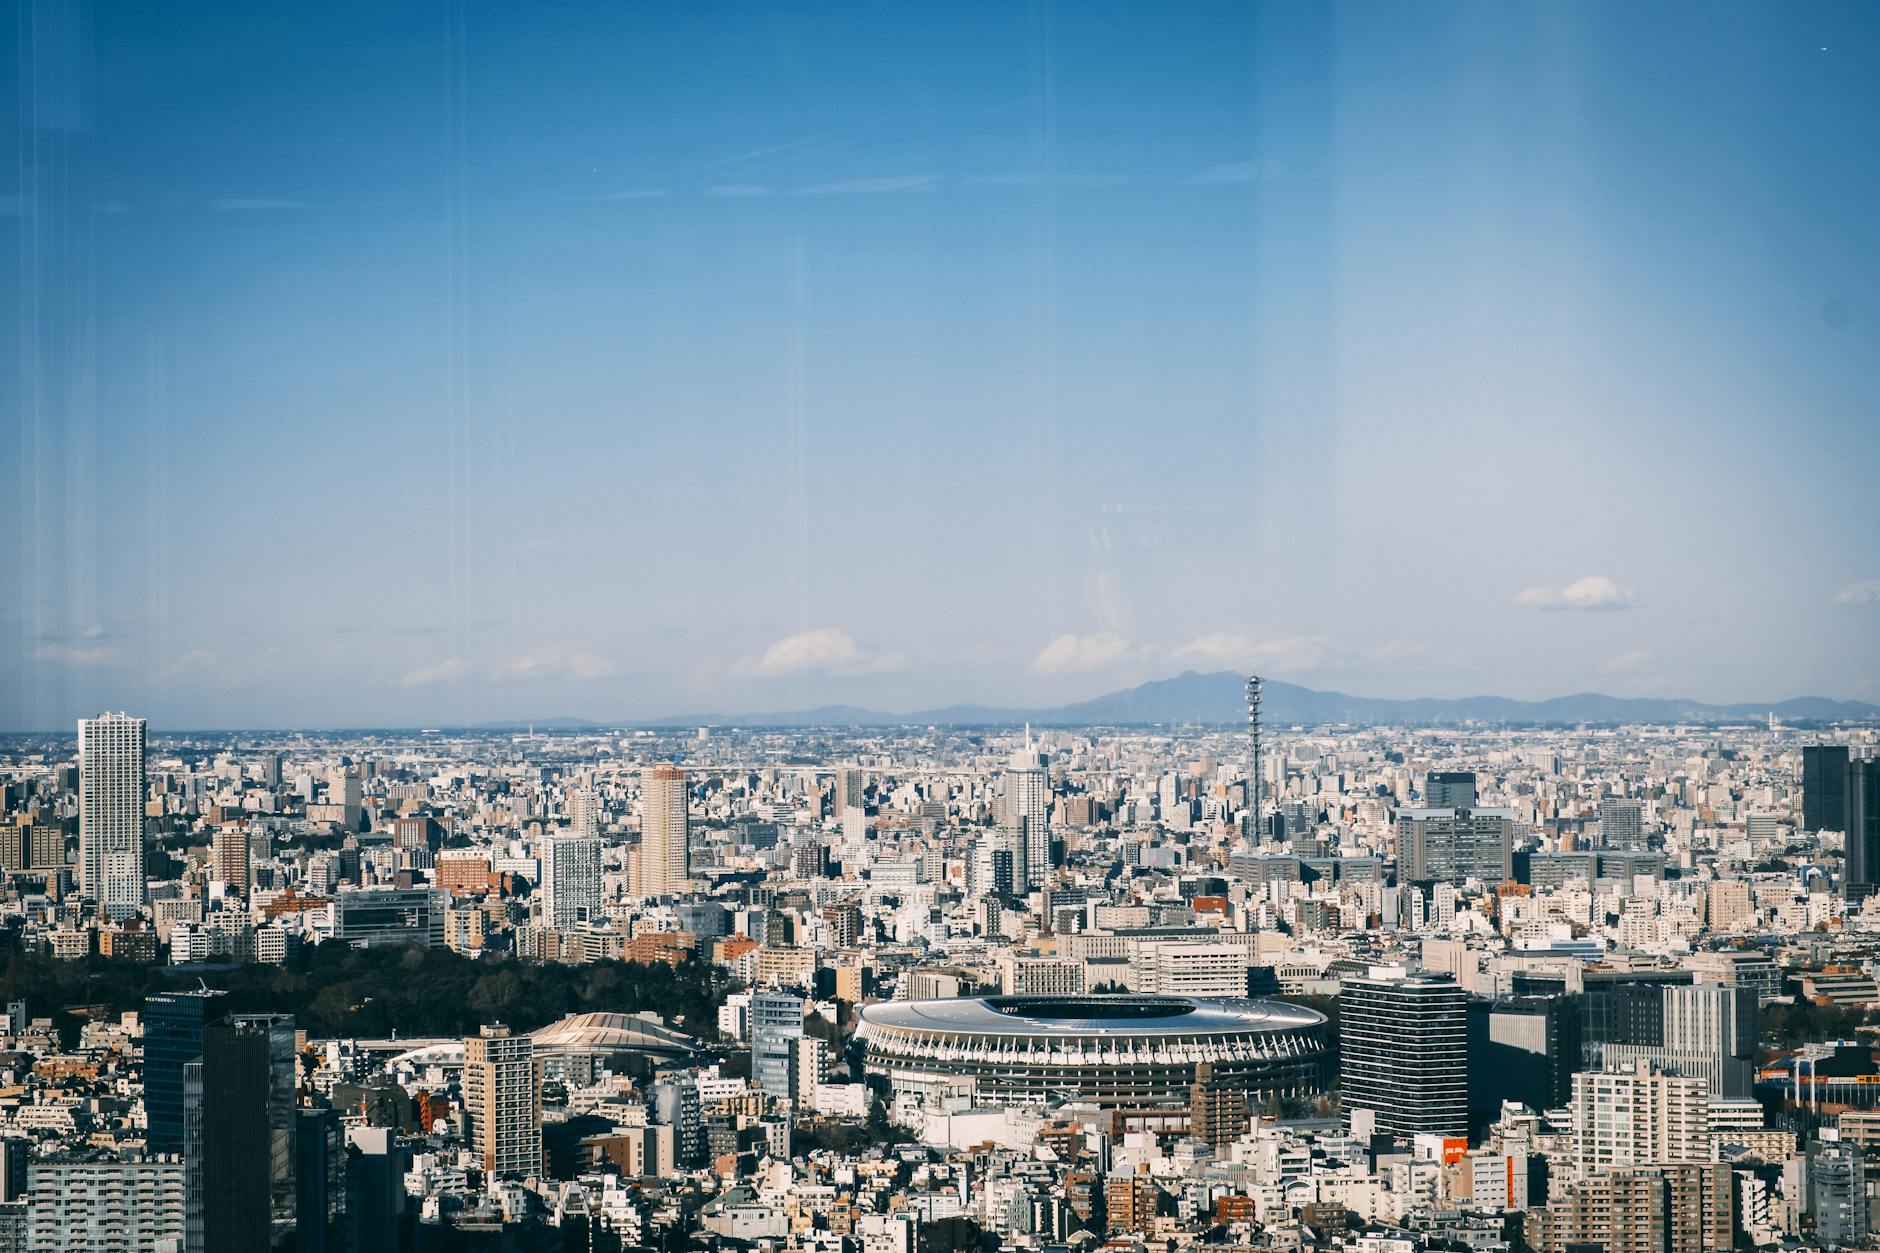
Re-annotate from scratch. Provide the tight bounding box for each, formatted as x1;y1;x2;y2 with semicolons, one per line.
1467;996;1582;1124
1849;758;1880;903
1583;970;1693;1052
296;1107;348;1253
1804;744;1850;832
143;988;228;1152
0;1137;26;1203
187;1013;299;1253
1425;771;1477;809
1340;968;1468;1138
343;1126;413;1253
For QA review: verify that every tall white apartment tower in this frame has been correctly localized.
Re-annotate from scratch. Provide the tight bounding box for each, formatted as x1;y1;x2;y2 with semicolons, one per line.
1003;731;1050;891
543;831;603;928
568;786;600;838
639;764;690;898
79;712;147;919
834;765;866;818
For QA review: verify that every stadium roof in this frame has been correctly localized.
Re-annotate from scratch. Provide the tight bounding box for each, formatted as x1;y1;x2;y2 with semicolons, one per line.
859;995;1323;1039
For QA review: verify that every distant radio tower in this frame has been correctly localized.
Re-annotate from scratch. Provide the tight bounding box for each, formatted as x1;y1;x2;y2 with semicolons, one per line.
1245;674;1263;838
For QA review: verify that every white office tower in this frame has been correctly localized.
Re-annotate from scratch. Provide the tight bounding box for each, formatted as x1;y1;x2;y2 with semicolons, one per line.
568;786;600;838
543;831;603;928
834;764;866;817
79;712;147;919
638;764;690;898
463;1024;542;1178
1597;798;1647;850
1003;733;1050;890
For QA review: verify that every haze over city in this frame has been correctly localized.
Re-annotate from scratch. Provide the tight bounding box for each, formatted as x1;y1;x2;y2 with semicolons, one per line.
8;7;1880;1252
7;2;1880;731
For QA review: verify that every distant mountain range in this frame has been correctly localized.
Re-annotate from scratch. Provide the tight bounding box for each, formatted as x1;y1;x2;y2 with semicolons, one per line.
474;670;1880;730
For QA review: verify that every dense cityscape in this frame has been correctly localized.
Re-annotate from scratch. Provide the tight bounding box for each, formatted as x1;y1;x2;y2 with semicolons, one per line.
0;697;1875;1252
6;2;1878;1251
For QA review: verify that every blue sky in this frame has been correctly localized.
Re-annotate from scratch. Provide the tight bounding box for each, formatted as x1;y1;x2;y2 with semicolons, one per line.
4;1;1878;729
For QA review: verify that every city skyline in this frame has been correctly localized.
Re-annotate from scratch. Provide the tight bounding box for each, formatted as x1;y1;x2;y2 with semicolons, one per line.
7;4;1880;1249
1;689;1878;1246
7;2;1880;729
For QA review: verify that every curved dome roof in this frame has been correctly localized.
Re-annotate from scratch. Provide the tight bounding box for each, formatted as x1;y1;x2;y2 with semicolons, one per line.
529;1011;703;1057
859;995;1324;1041
388;1041;466;1068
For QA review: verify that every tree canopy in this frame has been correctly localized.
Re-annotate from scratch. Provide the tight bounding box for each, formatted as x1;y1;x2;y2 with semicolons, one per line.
0;934;729;1045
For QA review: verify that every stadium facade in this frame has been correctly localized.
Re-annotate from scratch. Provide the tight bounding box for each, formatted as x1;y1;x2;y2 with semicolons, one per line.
857;995;1328;1108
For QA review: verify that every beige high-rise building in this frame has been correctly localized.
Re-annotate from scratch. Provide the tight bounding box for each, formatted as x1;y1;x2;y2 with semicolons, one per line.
79;713;147;919
211;825;250;894
330;765;363;830
638;764;689;898
463;1023;541;1178
1705;879;1755;930
1526;1162;1731;1253
1572;1061;1711;1178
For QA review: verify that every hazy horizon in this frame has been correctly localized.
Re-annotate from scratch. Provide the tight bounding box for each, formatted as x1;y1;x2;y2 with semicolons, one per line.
7;2;1879;730
7;667;1879;736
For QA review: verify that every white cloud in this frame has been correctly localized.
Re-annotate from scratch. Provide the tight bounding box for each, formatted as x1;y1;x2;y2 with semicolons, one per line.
1834;579;1880;607
401;658;467;687
1031;632;1131;675
36;641;124;668
748;627;902;678
1600;649;1654;675
1513;575;1637;612
80;623;107;640
1170;632;1335;673
500;650;623;683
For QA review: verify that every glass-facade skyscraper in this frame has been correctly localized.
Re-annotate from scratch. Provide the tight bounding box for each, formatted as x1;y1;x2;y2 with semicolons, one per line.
187;1013;299;1252
143;988;228;1153
1804;744;1851;834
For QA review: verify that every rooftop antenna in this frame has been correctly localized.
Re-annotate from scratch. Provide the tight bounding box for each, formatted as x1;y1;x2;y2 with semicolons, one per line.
1246;675;1263;840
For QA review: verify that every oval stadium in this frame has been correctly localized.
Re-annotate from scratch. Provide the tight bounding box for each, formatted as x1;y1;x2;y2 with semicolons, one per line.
856;995;1328;1108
